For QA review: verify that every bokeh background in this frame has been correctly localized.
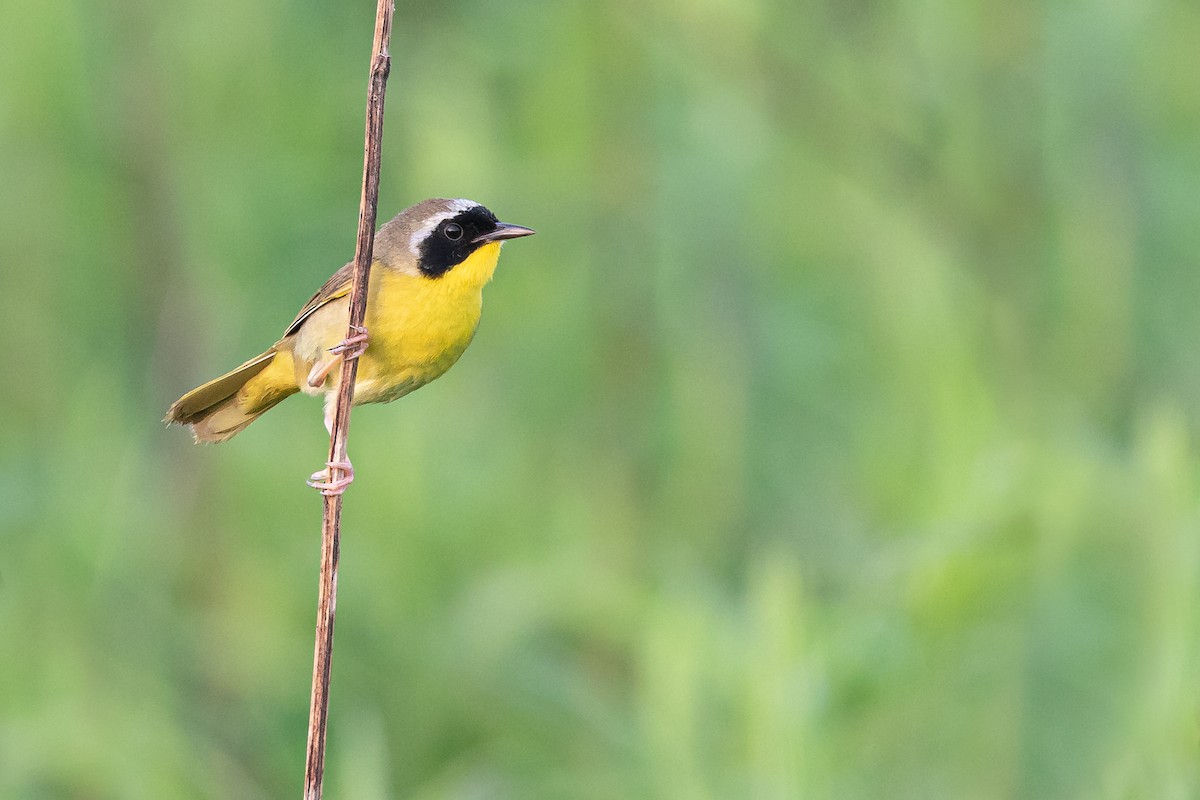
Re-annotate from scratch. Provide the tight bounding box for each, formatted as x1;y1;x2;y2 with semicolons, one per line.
3;0;1199;797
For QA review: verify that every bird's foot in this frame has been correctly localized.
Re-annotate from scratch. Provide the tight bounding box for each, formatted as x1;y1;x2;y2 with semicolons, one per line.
307;459;355;496
330;325;369;360
306;326;369;388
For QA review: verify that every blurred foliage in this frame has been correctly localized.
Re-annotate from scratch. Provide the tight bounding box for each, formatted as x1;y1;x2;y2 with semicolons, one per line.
2;0;1200;797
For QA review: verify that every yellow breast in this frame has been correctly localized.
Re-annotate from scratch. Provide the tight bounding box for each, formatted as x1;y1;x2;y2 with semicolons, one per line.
352;242;502;403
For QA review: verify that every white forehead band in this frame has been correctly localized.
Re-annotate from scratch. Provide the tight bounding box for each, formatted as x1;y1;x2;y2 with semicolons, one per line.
407;199;479;256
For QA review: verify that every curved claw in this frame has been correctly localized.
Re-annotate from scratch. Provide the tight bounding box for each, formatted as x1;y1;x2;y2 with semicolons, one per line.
307;326;370;388
307;459;355;496
330;326;369;360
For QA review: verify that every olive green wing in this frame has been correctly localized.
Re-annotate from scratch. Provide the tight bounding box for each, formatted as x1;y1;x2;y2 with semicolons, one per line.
283;262;354;338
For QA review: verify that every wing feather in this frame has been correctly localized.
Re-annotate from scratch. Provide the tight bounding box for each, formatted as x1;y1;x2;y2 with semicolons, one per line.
284;262;354;338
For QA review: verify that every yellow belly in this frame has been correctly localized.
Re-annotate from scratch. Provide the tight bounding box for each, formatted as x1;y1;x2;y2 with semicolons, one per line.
354;269;483;403
289;242;500;405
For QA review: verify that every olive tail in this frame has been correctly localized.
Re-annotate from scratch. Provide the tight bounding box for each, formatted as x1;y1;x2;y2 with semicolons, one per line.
165;348;299;443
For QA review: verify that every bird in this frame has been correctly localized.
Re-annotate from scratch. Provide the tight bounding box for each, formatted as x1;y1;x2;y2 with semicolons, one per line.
165;197;534;494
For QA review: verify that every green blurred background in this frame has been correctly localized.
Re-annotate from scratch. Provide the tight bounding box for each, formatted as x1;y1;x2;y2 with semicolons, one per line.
2;0;1199;797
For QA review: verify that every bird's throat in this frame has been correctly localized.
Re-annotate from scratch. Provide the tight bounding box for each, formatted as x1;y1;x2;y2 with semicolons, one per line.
445;242;502;291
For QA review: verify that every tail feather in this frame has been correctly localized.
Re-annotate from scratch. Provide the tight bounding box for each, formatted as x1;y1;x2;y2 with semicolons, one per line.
165;348;299;443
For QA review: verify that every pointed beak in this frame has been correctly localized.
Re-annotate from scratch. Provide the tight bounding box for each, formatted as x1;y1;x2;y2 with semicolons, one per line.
472;222;536;244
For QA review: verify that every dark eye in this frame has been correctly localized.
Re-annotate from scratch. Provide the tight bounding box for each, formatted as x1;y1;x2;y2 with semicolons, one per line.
444;222;464;241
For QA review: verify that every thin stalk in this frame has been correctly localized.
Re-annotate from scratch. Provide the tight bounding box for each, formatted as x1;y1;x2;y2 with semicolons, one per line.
303;2;394;798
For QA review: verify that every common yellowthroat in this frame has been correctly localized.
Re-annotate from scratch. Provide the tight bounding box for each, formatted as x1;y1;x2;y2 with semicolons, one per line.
165;198;534;492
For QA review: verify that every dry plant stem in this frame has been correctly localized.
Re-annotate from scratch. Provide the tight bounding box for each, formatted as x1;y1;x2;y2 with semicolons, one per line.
303;2;394;799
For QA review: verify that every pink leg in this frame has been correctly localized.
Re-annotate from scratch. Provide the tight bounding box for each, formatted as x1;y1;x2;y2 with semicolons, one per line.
323;400;336;436
307;329;368;495
307;459;355;496
306;326;370;388
330;325;369;359
307;358;340;388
